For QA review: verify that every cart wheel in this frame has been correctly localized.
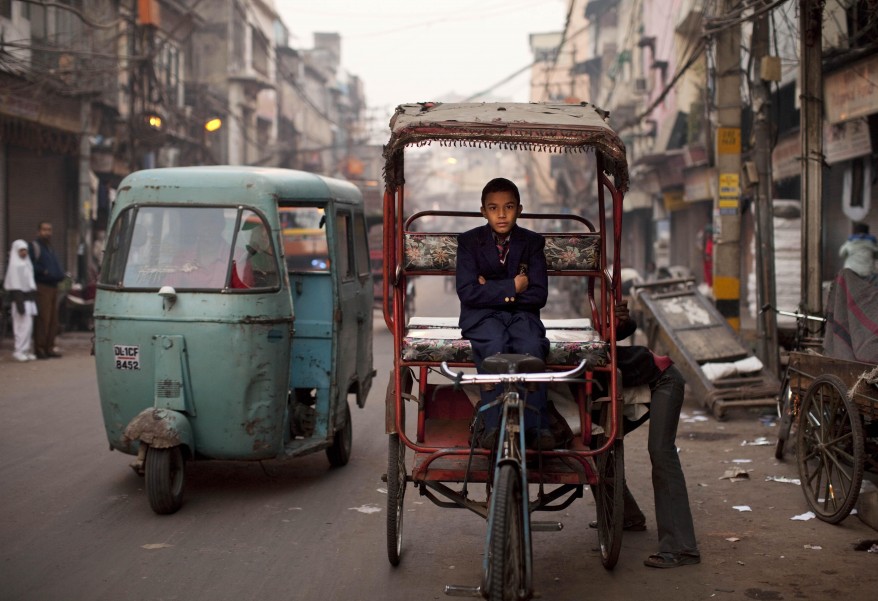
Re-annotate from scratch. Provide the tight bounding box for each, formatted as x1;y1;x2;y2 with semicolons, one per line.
594;439;624;569
386;433;406;566
486;464;528;601
326;401;353;467
145;445;185;515
795;375;865;524
775;379;795;460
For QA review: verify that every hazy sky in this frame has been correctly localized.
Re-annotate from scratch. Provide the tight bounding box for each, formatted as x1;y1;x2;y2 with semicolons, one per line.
275;0;567;130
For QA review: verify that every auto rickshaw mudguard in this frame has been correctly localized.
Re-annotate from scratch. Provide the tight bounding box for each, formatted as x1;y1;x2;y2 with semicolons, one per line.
123;407;194;455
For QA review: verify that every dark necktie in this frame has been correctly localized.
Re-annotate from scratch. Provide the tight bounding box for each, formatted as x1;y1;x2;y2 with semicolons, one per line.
496;236;510;264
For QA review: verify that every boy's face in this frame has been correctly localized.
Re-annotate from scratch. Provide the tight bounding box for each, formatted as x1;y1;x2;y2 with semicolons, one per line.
481;191;521;236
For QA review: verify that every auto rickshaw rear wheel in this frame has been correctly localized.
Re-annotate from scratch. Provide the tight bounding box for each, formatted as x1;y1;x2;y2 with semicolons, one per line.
326;401;353;467
145;445;185;515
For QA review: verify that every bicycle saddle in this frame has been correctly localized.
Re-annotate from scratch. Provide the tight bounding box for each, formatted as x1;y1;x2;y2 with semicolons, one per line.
482;353;546;374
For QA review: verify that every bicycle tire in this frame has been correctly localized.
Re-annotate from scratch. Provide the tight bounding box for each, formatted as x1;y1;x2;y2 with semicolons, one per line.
774;377;794;460
486;463;528;601
386;433;406;566
594;438;624;569
795;374;865;524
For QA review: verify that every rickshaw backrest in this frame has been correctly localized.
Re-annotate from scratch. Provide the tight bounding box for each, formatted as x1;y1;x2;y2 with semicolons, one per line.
403;232;601;274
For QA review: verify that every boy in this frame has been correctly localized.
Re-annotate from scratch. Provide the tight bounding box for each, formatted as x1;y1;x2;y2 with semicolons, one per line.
456;178;554;450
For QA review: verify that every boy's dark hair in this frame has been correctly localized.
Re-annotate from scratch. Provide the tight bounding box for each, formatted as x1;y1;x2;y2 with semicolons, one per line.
481;178;520;206
853;222;869;235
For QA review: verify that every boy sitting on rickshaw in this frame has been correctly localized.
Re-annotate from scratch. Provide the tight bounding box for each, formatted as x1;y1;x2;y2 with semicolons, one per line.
455;177;555;450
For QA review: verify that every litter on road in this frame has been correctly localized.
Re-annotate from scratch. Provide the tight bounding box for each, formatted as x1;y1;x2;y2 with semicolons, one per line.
791;511;816;521
765;475;801;485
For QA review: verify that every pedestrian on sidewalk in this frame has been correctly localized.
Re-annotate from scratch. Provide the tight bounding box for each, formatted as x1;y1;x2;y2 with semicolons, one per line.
4;239;38;362
29;221;66;358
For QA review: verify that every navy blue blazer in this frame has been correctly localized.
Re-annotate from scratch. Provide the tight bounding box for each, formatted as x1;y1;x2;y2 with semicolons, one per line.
456;224;549;333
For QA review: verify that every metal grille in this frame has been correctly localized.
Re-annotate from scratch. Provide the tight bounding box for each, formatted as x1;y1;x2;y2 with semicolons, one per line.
156;379;182;398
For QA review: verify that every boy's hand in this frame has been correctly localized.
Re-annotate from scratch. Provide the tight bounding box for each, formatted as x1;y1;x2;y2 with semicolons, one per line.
478;275;486;285
514;273;528;293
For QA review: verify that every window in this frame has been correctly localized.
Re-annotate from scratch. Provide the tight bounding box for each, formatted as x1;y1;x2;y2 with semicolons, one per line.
353;213;370;278
231;210;280;288
336;212;353;280
280;207;329;272
100;206;279;291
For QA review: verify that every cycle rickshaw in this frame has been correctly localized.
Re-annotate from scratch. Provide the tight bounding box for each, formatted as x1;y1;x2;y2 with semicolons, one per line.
772;270;878;525
381;102;630;599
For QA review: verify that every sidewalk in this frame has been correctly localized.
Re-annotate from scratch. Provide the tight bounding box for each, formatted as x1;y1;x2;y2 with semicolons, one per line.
0;330;94;363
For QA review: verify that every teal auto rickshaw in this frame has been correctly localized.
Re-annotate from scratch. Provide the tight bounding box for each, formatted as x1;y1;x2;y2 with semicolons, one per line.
95;166;375;514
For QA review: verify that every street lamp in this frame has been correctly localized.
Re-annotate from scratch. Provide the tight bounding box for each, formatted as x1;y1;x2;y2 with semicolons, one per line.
204;118;222;132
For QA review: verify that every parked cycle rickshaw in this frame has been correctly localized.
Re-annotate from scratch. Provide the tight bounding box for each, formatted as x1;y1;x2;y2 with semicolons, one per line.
381;102;630;599
772;270;878;525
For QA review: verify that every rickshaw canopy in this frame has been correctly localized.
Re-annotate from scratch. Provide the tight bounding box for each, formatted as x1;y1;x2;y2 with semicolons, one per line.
383;102;629;194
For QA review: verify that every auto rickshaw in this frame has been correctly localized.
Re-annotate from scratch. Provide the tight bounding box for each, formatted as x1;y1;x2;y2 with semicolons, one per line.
95;166;375;514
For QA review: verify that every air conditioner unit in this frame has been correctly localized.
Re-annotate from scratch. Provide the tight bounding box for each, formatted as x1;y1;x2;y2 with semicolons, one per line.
634;78;647;93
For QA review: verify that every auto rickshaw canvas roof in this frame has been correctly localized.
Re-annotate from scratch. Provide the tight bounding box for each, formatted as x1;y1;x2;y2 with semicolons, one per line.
116;166;362;209
383;101;629;193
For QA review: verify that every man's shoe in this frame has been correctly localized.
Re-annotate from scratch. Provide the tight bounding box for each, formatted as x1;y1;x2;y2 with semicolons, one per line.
35;351;48;360
46;351;63;358
525;428;556;451
477;428;499;450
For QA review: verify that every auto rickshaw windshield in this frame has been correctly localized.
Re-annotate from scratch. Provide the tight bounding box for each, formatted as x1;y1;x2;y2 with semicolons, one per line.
99;205;280;290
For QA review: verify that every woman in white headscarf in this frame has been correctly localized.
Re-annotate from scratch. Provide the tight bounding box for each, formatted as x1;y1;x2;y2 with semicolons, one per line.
4;239;38;361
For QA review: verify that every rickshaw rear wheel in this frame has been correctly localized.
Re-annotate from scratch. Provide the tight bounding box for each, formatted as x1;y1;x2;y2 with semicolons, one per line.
594;438;624;569
145;445;185;515
326;401;353;467
795;374;865;524
486;464;528;601
386;433;406;566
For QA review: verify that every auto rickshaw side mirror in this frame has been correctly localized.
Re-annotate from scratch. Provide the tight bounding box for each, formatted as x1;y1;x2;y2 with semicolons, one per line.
158;285;177;310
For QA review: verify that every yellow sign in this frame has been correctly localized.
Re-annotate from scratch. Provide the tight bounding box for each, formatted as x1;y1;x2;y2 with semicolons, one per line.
662;190;686;212
718;173;739;198
717;128;741;154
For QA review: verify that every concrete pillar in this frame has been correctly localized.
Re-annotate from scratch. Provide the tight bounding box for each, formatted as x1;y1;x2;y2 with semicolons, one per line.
713;0;743;331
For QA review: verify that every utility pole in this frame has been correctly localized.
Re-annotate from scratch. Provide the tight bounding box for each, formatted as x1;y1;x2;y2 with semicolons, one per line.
713;0;743;331
799;0;824;328
751;2;780;376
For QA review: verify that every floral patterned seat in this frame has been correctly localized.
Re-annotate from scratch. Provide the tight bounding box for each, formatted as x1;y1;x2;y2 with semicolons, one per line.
402;317;609;368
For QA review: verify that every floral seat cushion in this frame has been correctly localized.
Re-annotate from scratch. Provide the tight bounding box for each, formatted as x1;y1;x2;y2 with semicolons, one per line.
402;319;609;368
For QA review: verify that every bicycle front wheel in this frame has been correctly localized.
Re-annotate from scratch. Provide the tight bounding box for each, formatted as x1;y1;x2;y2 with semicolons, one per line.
775;377;795;460
486;464;529;601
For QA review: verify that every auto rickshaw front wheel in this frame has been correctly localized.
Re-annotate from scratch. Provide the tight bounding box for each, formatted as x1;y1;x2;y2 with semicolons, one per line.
326;401;353;467
145;445;186;515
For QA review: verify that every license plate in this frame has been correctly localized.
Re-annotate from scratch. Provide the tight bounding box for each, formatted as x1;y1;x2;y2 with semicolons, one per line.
113;344;140;370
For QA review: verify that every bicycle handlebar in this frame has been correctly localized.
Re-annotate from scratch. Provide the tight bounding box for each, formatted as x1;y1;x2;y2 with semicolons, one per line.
760;304;826;323
439;359;589;385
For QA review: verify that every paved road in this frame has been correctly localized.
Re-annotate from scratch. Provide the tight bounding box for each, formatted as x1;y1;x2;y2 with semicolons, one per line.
1;277;876;601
